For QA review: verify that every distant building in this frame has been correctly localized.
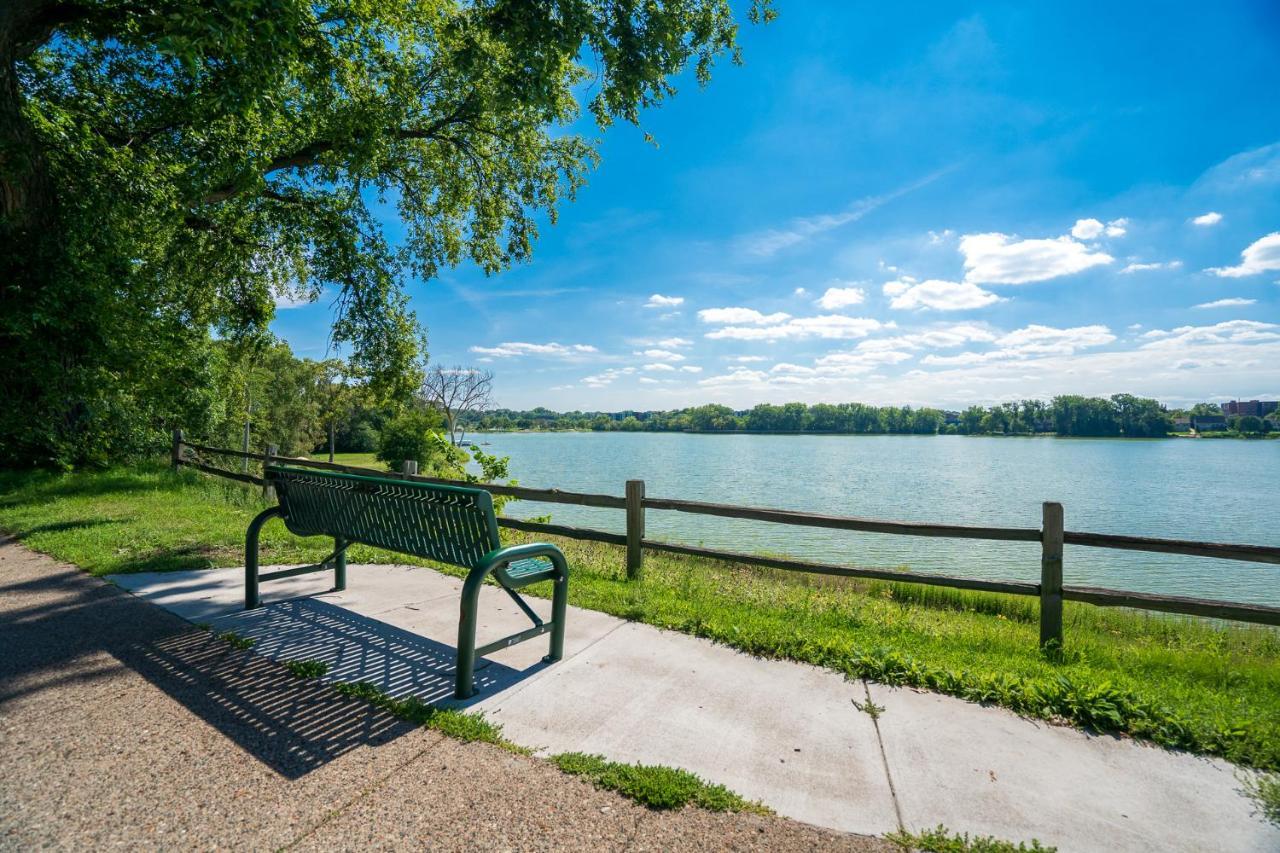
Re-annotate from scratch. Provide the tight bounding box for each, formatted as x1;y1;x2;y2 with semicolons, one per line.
1222;400;1279;417
1172;417;1191;432
1191;415;1228;432
943;410;961;425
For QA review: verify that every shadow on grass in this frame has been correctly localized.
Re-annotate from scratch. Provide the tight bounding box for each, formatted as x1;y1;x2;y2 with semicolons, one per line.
106;544;236;575
9;518;119;537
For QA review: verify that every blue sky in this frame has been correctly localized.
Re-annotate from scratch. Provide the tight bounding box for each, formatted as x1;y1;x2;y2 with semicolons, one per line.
272;2;1280;410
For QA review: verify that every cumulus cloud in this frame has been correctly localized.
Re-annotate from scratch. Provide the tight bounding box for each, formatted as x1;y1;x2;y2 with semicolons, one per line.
730;355;768;363
815;284;867;310
705;315;890;341
1194;297;1256;309
679;365;703;373
1070;218;1127;240
1205;232;1280;277
1140;320;1279;349
960;232;1114;284
582;367;637;388
643;363;677;371
1119;260;1182;274
645;294;684;308
856;324;998;352
996;324;1115;355
470;342;598;358
697;307;792;325
883;276;1001;311
793;287;807;296
1192;211;1223;227
635;348;686;362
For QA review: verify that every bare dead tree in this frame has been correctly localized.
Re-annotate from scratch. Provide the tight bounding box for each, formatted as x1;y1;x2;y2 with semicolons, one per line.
422;365;493;445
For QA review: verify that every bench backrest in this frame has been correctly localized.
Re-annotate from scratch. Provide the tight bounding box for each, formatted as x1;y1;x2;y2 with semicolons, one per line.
266;465;499;569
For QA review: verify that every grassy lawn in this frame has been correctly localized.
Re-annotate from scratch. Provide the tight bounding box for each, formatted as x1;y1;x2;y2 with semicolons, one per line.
2;460;1278;775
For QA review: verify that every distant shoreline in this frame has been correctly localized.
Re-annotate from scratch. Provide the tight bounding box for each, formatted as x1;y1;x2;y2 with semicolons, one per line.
468;428;1278;440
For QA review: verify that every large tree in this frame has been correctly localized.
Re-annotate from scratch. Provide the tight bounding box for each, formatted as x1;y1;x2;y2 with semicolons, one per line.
1;0;770;466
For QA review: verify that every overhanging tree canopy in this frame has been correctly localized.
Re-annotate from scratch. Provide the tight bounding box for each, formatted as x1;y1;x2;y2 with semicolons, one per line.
0;0;771;466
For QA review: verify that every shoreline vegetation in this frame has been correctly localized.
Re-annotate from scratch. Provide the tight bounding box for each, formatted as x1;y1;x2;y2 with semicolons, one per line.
2;460;1277;777
467;427;1276;440
459;396;1276;440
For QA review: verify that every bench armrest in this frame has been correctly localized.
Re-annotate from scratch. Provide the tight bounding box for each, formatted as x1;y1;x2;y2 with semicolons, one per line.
472;542;568;581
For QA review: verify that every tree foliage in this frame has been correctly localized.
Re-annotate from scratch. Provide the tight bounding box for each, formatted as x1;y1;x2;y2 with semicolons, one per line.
1;0;769;466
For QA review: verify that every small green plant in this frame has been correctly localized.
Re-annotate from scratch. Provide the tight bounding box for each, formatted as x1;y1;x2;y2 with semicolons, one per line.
853;698;885;721
887;824;1055;852
1241;771;1280;826
331;681;528;753
550;752;770;814
217;630;255;650
284;659;329;679
194;622;211;631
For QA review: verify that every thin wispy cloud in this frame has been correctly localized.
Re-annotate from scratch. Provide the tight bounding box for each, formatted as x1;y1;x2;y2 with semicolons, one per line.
735;167;954;259
1193;297;1256;309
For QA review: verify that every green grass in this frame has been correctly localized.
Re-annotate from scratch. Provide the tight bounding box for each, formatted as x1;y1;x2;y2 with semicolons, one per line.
217;630;255;650
2;461;1278;772
330;681;529;754
1242;772;1280;825
887;825;1055;852
549;752;770;813
283;659;329;679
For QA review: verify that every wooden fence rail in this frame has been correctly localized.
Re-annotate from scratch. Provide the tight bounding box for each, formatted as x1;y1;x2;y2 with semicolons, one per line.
170;432;1280;642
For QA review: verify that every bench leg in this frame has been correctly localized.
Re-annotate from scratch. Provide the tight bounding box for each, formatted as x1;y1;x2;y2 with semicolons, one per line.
333;536;347;592
455;577;482;699
244;507;282;609
545;572;568;663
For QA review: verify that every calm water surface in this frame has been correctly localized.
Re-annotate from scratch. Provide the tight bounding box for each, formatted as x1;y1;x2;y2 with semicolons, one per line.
476;432;1280;607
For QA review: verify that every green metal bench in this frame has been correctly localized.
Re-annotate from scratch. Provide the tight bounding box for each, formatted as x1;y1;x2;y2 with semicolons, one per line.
244;465;569;699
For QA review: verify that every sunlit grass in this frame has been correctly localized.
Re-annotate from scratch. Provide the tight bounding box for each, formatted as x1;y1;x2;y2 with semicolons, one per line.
2;461;1277;771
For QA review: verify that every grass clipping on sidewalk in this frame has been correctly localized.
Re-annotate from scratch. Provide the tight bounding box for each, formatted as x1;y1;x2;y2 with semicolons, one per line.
550;752;771;814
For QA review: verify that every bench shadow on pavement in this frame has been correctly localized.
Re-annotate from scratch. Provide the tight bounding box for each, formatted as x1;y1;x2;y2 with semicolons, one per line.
0;562;538;780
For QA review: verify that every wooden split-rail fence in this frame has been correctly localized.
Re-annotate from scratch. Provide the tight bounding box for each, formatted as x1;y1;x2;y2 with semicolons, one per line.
171;430;1280;648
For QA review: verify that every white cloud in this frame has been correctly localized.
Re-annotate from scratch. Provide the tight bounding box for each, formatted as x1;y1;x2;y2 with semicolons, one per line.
1192;211;1223;227
645;294;684;308
705;315;890;341
1194;298;1257;309
1119;260;1182;274
697;307;792;325
883;276;1001;311
729;355;768;363
793;287;807;296
1140;319;1280;349
1104;218;1128;237
581;367;637;388
995;324;1115;356
643;363;677;372
698;368;768;386
960;232;1114;284
815;284;867;310
856;324;997;352
470;342;598;358
1071;218;1105;240
1205;232;1280;278
635;349;686;362
638;377;660;385
679;365;703;373
1070;217;1127;240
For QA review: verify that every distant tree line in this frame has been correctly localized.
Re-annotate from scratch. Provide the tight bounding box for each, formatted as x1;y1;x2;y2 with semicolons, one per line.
462;394;1228;438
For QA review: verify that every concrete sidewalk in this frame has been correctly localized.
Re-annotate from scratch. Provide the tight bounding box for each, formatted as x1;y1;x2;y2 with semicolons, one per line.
0;538;886;852
108;561;1279;853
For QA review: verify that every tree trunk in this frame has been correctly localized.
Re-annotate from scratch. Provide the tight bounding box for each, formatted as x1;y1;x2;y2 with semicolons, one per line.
328;420;335;463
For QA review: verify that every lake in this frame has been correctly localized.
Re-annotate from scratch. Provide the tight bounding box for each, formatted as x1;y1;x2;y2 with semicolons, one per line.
474;432;1280;607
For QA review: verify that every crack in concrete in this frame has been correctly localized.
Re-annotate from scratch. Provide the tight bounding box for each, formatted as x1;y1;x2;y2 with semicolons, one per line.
861;680;904;833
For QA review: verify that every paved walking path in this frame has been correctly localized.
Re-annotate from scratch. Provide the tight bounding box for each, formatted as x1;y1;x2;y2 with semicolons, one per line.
0;538;886;851
103;561;1278;853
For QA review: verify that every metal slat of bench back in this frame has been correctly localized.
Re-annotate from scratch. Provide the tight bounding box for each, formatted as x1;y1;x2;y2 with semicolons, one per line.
266;465;500;569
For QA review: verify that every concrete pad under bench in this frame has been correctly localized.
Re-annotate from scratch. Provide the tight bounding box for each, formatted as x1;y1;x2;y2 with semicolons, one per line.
109;564;1280;852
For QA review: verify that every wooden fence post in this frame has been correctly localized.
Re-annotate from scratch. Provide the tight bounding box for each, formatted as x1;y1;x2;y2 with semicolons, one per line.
625;479;645;580
263;444;277;501
401;459;418;478
1040;501;1064;650
171;429;183;472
